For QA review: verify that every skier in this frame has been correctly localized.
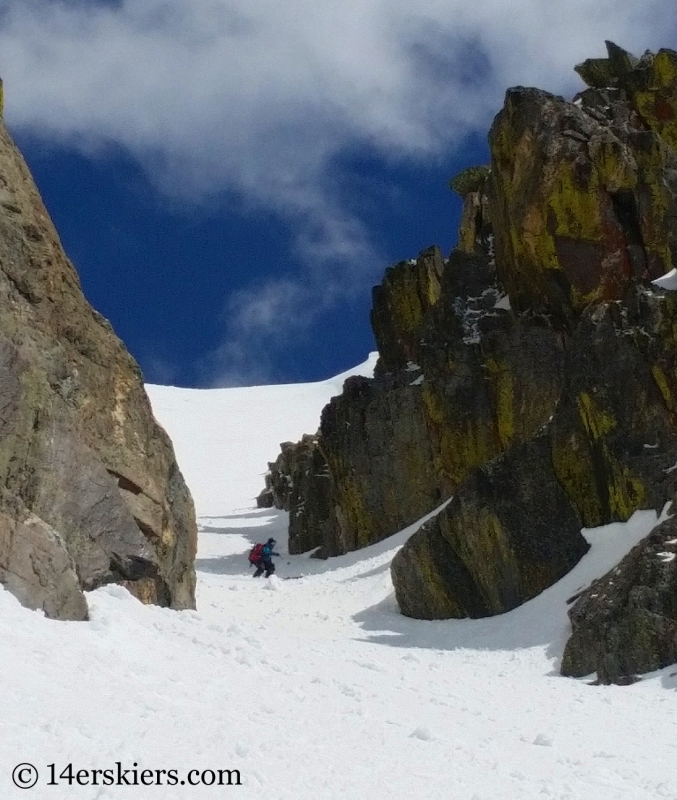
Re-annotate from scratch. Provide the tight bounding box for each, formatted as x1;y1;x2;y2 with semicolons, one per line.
250;537;280;578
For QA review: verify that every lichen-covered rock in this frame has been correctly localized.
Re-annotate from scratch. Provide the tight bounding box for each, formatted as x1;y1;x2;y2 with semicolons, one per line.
551;295;677;528
574;41;639;89
490;85;676;320
628;49;677;151
264;243;565;560
574;42;677;153
320;373;439;555
261;43;677;631
421;249;564;462
370;246;444;374
561;515;677;684
448;165;491;198
392;284;677;619
315;248;564;557
449;166;493;256
0;117;197;617
392;434;589;619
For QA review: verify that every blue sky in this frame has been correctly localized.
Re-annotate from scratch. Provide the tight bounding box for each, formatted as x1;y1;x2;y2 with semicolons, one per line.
1;1;675;386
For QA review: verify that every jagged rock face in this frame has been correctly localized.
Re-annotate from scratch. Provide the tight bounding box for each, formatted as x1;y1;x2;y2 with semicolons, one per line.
261;44;677;642
633;288;677;418
561;515;677;684
0;491;87;620
370;246;444;375
266;244;565;560
393;286;677;620
255;486;275;509
419;250;565;469
490;85;677;321
392;435;589;620
552;294;677;528
256;436;334;555
0;119;197;617
320;374;440;554
449;166;493;256
576;43;677;152
256;442;296;511
316;247;565;557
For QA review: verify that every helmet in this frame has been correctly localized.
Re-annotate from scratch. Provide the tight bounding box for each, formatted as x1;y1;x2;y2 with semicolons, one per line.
267;538;277;545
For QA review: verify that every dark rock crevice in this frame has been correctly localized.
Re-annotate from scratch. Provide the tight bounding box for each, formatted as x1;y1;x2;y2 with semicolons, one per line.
609;189;648;278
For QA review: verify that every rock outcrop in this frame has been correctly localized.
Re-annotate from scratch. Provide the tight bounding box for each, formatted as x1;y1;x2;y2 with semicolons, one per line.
392;434;589;620
561;514;677;684
260;43;677;646
304;245;566;559
0;112;197;618
257;435;333;555
490;85;676;320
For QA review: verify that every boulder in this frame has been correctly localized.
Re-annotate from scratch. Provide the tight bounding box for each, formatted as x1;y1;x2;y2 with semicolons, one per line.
392;434;589;619
255;486;275;509
257;442;297;512
628;49;677;151
574;41;640;89
0;115;197;617
561;515;677;684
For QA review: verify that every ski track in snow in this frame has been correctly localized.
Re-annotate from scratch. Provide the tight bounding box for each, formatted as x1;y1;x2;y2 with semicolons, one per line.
3;352;677;799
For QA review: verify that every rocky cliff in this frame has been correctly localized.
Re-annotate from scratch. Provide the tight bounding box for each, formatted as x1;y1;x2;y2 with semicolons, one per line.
261;42;677;680
0;109;197;619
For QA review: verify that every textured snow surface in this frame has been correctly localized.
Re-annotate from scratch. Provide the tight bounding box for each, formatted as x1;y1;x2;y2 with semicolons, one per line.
2;351;677;799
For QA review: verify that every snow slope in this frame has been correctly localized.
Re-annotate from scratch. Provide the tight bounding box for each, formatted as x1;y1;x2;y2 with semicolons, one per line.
2;353;677;799
147;352;378;516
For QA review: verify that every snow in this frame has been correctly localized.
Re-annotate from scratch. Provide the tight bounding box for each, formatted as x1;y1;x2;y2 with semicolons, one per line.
652;268;677;290
147;352;378;516
2;353;677;799
494;293;511;310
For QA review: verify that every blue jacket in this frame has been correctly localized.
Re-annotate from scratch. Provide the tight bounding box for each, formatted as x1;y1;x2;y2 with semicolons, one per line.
261;543;280;562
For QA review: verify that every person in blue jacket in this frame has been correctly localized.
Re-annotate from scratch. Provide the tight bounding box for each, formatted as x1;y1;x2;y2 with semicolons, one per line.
253;538;280;578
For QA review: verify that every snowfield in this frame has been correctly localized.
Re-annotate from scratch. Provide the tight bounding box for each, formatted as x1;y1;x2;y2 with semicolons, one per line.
3;353;677;799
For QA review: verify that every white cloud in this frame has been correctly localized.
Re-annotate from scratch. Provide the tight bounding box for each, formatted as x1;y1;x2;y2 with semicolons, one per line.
0;0;675;383
201;279;312;387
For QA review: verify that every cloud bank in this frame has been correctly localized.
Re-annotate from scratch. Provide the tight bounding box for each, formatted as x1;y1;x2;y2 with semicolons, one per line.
0;0;675;383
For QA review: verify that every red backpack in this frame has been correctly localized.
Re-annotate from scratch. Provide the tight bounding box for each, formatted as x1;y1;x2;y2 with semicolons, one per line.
248;543;264;564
